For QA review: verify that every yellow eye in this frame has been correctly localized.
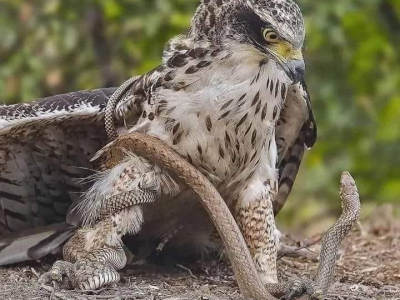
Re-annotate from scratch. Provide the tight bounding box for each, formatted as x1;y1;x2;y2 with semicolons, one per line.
263;29;279;43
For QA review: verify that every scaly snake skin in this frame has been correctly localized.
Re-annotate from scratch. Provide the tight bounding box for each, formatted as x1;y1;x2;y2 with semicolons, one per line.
96;133;361;300
104;76;141;141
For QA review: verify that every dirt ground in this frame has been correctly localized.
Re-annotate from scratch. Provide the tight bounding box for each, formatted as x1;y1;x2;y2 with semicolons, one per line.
1;217;399;300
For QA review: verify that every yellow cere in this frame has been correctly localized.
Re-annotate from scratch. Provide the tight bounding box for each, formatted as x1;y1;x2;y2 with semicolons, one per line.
272;42;303;61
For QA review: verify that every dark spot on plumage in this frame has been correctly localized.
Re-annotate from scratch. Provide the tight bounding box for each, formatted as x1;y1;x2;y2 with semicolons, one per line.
251;70;262;85
221;99;234;111
244;124;252;136
187;153;193;165
197;144;203;155
148;112;155;121
168;54;188;68
251;130;257;146
255;100;262;115
194;48;208;58
268;140;272;150
215;0;223;6
162;82;173;90
264;179;272;187
219;145;225;159
173;131;184;145
142;111;147;118
236;142;240;151
232;151;237;163
172;123;180;135
196;61;212;68
206;115;213;132
218;110;231;120
266;78;270;90
280;117;287;124
187;49;196;58
238;99;246;109
238;93;246;103
250;151;258;163
173;85;182;92
261;103;268;121
273;107;278;120
269;79;274;94
243;152;249;165
245;170;255;182
155;77;163;89
211;49;222;57
186;66;199;74
251;92;260;107
225;131;231;145
275;81;280;98
281;84;287;100
236;113;248;128
209;12;216;28
164;71;175;81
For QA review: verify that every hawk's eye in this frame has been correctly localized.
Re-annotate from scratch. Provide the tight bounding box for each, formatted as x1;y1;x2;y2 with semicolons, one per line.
263;29;279;43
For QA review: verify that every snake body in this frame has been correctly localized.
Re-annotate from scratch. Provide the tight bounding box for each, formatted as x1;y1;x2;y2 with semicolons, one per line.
94;133;361;300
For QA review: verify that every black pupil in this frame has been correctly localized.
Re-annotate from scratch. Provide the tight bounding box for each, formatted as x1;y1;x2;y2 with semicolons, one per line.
269;33;277;40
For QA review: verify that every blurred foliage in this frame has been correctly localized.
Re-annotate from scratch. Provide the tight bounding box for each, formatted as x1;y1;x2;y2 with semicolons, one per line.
0;0;399;221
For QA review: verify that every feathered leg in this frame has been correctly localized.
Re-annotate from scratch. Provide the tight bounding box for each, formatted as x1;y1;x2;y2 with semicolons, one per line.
40;152;180;290
236;194;279;285
40;205;143;290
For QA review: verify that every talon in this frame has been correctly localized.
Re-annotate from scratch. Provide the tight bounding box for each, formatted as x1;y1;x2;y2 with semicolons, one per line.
71;260;120;290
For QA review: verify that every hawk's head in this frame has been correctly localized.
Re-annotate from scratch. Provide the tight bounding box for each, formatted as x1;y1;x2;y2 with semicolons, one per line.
190;0;305;83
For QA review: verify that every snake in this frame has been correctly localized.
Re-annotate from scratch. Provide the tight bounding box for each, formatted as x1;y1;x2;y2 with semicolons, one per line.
95;131;361;300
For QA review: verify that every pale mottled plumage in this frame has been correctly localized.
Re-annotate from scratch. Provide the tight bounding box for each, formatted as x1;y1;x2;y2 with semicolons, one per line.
0;0;316;290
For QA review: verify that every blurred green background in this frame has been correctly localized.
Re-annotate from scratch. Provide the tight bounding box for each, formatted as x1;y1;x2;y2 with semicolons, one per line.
0;0;399;231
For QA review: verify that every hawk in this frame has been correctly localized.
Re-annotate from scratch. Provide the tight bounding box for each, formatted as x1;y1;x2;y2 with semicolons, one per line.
0;0;316;290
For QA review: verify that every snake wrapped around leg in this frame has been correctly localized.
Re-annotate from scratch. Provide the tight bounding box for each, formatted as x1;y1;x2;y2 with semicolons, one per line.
92;133;361;300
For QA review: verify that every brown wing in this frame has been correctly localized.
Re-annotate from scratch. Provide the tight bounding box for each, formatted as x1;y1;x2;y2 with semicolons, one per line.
0;88;117;234
273;80;317;215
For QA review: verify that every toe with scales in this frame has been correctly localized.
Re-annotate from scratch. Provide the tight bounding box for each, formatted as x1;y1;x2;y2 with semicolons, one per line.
40;216;129;290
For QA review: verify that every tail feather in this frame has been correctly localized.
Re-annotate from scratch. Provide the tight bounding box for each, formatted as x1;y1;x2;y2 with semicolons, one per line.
0;223;75;265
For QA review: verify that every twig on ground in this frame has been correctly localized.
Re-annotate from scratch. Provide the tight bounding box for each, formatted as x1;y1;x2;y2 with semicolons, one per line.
176;264;197;279
278;237;322;261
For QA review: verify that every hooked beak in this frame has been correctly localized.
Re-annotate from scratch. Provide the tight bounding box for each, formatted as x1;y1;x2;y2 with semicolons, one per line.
283;58;305;84
270;43;305;84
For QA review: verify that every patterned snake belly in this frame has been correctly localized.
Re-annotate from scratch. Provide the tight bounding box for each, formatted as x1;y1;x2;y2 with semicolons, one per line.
97;132;361;300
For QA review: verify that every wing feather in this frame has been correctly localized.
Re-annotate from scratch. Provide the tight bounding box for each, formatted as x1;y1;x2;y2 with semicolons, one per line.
274;80;317;215
0;88;118;234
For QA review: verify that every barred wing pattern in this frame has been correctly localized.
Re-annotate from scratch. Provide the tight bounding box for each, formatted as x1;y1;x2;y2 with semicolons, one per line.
275;81;317;214
0;88;116;234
